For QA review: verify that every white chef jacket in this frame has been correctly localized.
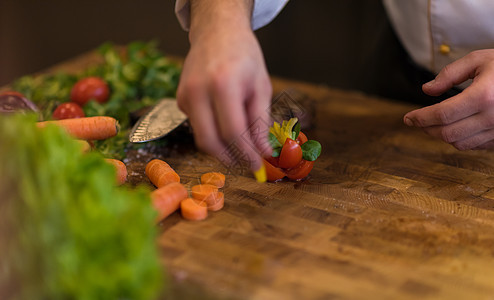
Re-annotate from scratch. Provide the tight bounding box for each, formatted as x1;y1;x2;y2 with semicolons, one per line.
175;0;494;74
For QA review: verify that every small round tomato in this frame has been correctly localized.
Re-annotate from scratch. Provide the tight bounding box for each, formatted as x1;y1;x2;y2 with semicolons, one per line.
296;131;308;145
52;102;85;120
263;159;285;182
278;138;303;169
70;77;110;106
285;159;314;180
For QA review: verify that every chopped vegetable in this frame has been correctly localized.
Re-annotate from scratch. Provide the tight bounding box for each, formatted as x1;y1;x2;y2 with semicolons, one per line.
151;182;188;221
207;192;225;212
191;184;219;206
37;116;119;140
70;76;110;105
145;159;180;188
0;114;162;299
104;158;128;185
180;198;208;221
266;117;322;181
200;172;226;188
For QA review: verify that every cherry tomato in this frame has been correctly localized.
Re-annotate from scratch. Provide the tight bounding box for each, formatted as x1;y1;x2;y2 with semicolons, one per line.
263;159;286;182
70;77;110;106
296;131;308;145
278;138;303;169
52;102;85;120
285;160;314;180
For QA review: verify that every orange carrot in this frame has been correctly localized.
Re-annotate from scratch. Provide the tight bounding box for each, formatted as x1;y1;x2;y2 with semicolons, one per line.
180;198;208;221
151;182;188;221
208;192;225;212
200;172;226;188
191;184;219;206
36;116;119;140
104;158;127;185
145;159;180;188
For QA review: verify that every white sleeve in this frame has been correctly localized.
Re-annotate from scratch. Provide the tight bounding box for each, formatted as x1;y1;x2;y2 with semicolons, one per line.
175;0;289;31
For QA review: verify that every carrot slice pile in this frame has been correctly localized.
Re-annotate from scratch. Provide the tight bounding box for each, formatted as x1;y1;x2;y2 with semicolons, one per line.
200;172;226;188
207;192;224;212
36;116;119;140
151;182;188;221
191;184;219;205
180;198;208;221
145;159;180;188
104;158;127;185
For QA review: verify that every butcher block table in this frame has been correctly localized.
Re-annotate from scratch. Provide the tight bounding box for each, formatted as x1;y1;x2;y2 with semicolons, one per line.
5;51;494;300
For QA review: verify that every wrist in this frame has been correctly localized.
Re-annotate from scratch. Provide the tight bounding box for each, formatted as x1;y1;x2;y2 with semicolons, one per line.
189;0;254;44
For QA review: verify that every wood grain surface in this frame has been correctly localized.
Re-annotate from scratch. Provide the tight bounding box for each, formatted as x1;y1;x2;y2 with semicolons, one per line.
4;51;494;300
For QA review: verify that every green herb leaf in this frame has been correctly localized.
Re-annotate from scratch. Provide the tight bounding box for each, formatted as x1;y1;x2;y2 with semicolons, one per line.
268;132;282;149
301;140;322;161
271;147;281;157
292;122;301;140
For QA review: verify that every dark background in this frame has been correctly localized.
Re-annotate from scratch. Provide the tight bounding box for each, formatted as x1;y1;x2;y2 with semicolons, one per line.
0;0;435;103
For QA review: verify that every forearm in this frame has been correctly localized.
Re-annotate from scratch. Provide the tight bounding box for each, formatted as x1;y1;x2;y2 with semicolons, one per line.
189;0;254;44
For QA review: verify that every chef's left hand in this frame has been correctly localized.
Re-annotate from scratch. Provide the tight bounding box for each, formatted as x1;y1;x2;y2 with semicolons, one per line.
404;49;494;150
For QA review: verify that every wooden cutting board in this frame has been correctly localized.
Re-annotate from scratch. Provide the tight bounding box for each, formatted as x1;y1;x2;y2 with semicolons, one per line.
4;51;494;300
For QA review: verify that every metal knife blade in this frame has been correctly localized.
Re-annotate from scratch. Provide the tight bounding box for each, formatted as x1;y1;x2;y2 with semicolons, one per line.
129;98;187;143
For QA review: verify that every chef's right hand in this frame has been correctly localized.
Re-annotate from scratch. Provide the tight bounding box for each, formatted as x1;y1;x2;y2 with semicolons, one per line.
177;0;273;175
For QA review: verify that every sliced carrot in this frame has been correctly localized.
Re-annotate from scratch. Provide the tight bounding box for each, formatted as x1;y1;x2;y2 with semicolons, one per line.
180;198;208;221
200;172;226;188
191;184;219;206
145;159;180;188
151;182;188;221
104;158;127;185
208;192;224;212
37;116;119;140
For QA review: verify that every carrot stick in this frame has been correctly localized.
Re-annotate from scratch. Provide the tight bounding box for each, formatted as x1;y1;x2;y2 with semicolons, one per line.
151;182;188;221
200;172;226;188
208;192;224;212
104;158;127;185
180;198;208;221
191;184;219;206
145;159;180;188
36;116;119;140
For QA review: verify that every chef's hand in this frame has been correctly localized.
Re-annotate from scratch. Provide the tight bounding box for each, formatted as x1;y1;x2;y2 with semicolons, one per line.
404;49;494;150
177;0;272;175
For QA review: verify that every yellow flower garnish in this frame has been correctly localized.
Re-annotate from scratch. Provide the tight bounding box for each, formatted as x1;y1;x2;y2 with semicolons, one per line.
269;117;298;145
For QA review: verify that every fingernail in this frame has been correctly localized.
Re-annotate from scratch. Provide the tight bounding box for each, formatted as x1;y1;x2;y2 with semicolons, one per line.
253;164;266;183
404;117;413;126
424;79;435;87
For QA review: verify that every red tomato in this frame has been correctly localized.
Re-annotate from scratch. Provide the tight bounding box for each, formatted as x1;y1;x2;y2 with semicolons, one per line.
263;159;285;182
265;156;280;168
296;131;308;145
70;77;110;106
52;102;85;120
278;138;303;169
285;160;314;180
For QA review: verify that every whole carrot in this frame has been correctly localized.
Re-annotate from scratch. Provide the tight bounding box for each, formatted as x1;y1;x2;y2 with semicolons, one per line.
145;159;180;188
37;116;119;140
180;198;208;221
104;158;127;185
200;172;226;188
151;182;188;221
